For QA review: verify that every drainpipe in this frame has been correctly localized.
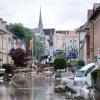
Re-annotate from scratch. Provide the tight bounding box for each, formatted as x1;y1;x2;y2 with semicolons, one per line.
89;20;94;63
79;31;80;60
2;34;3;67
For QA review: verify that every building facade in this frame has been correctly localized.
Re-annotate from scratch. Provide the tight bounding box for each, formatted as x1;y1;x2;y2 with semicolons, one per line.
86;3;100;63
76;24;87;64
0;18;13;66
53;31;66;52
66;30;78;52
43;28;55;56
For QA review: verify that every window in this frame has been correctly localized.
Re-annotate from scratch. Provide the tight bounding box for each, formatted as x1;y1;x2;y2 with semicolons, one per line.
70;40;72;42
76;70;85;77
74;40;76;42
84;65;95;76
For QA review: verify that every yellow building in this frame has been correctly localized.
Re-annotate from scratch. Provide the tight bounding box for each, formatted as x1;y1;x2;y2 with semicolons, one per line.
53;31;66;52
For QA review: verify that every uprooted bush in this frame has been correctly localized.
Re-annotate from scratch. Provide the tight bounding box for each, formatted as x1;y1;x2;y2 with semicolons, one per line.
53;55;68;71
76;60;85;69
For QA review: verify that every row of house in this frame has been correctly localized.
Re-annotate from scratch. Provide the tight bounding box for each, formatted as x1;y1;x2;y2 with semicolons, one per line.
53;3;100;65
86;3;100;64
0;18;25;67
74;3;100;64
32;3;100;65
33;9;80;60
32;9;80;59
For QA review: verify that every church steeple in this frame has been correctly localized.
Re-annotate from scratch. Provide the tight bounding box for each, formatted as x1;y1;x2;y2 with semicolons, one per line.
38;8;43;29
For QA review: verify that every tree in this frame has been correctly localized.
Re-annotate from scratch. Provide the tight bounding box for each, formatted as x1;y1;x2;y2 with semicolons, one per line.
2;64;13;74
24;27;35;50
53;55;68;71
33;39;45;58
6;23;35;51
9;48;31;67
7;23;45;59
76;59;85;69
6;23;25;39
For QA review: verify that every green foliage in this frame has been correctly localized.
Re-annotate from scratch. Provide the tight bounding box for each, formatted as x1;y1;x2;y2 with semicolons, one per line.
76;60;85;67
24;27;35;50
6;23;25;39
2;64;13;74
33;39;45;58
53;55;67;71
91;69;100;83
6;23;45;58
6;23;35;51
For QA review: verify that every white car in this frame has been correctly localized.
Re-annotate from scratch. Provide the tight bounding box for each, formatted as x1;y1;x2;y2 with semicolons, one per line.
72;81;93;99
74;63;98;86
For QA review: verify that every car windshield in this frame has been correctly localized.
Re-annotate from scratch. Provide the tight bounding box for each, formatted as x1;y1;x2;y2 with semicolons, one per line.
76;70;85;77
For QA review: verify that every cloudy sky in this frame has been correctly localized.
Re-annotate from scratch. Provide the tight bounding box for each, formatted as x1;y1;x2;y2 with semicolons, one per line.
0;0;99;30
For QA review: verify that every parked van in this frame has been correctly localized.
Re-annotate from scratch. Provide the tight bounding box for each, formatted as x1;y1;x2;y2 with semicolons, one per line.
74;63;98;86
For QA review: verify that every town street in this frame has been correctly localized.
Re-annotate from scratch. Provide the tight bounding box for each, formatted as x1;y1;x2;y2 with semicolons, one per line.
0;73;65;100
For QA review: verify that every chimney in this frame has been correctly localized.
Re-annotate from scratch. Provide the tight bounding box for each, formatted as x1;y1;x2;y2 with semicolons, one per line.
1;20;7;30
0;18;3;30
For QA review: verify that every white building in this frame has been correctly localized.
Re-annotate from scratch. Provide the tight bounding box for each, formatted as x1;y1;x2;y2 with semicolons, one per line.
66;30;79;55
76;23;87;64
53;31;66;52
43;28;55;57
12;35;26;50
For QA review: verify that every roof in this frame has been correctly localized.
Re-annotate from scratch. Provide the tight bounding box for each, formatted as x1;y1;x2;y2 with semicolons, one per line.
76;23;88;32
89;3;100;20
56;30;66;34
67;30;77;36
38;8;43;28
0;29;9;34
33;28;42;33
93;3;100;11
80;63;95;71
43;28;55;35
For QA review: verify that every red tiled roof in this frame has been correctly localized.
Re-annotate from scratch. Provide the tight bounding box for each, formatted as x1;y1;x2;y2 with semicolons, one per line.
68;29;77;36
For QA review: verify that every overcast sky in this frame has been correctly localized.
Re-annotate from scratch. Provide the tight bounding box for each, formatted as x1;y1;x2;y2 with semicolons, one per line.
0;0;99;30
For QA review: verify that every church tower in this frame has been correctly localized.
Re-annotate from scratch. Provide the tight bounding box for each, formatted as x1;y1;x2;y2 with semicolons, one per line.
38;8;43;29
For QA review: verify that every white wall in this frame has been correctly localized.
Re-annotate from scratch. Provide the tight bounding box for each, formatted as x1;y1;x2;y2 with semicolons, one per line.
77;31;87;63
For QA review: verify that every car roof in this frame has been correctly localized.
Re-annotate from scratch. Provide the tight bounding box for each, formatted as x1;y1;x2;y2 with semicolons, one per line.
80;63;96;71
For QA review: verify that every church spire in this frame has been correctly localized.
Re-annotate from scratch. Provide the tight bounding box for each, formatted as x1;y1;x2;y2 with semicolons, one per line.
38;8;43;28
